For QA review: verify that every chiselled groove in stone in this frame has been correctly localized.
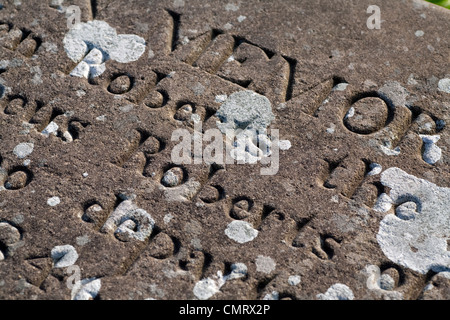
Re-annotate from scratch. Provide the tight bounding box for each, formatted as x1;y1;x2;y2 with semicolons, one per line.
190;163;224;202
312;77;348;117
113;129;164;175
113;129;148;167
166;9;181;52
193;33;235;74
188;29;223;66
185;29;223;65
391;107;422;149
2;94;27;116
173;29;298;102
294;78;336;116
2;166;33;190
0;23;41;55
312;234;342;260
323;157;369;199
287;218;311;248
235;37;276;59
89;0;98;19
344;92;392;135
283;55;297;102
107;73;134;94
29;105;63;132
349;159;373;198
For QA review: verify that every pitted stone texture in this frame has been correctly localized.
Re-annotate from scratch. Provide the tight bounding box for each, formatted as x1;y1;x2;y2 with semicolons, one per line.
0;0;449;301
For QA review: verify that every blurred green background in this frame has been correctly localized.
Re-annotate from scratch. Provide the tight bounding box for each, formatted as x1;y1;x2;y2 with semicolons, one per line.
426;0;450;9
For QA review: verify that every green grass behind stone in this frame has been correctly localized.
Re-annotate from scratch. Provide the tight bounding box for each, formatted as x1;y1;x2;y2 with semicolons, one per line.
426;0;450;9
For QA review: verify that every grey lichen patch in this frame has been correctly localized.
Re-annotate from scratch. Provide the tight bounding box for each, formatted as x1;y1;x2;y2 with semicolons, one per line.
255;255;276;274
376;167;450;274
76;235;90;246
51;244;78;268
216;90;274;134
30;66;43;85
215;90;282;164
161;167;184;187
0;222;21;247
225;3;239;11
377;81;409;108
13;142;34;159
316;283;354;300
225;220;258;243
63;20;146;79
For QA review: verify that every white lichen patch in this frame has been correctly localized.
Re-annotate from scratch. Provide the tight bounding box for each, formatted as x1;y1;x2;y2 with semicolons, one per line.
368;163;382;176
419;135;442;165
13;143;34;159
72;278;102;300
333;83;349;91
225;220;258;243
100;200;155;242
41;121;59;137
362;265;403;300
63;20;146;79
380;144;401;156
215;94;228;103
263;291;279;300
227;263;248;280
47;196;61;207
237;15;247;22
373;193;393;213
316;283;354;300
326;124;335;134
376;167;450;274
344;106;355;119
51;245;78;268
288;275;301;286
438;78;450;93
278;140;292;150
415;30;424;37
193;263;247;300
229;130;273;164
193;272;226;300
